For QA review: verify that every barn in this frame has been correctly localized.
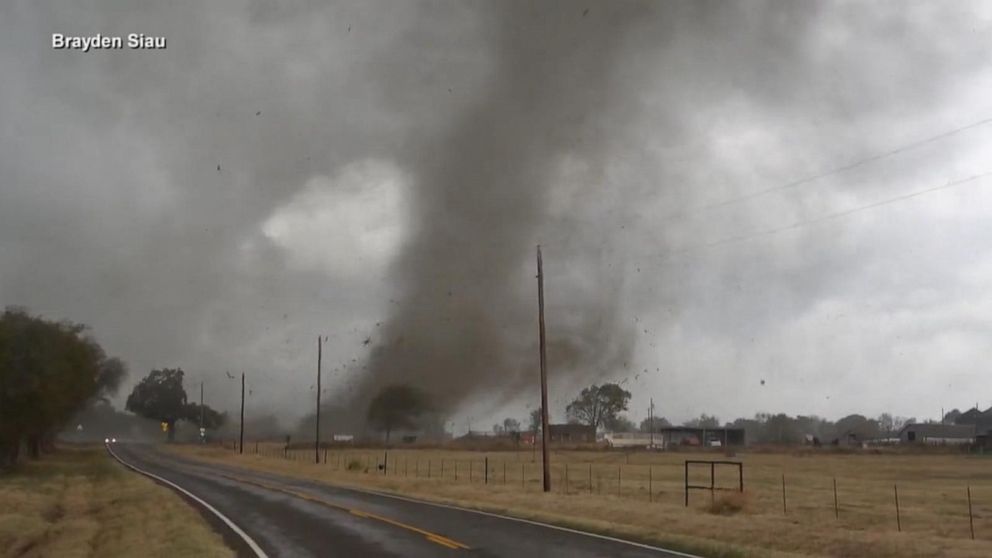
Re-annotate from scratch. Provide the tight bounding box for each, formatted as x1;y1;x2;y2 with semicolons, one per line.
898;423;975;445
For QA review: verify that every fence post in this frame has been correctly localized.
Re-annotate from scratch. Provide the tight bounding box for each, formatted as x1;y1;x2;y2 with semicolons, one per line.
440;458;445;479
968;485;975;540
618;465;622;497
589;463;593;495
428;459;432;479
649;466;653;502
894;484;902;532
521;462;525;489
564;464;569;495
485;457;489;485
782;474;787;514
833;477;839;519
470;460;474;483
503;461;507;484
455;461;459;481
710;461;715;505
684;461;689;507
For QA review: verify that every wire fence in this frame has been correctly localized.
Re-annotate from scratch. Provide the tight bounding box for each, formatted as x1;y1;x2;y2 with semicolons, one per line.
221;441;992;542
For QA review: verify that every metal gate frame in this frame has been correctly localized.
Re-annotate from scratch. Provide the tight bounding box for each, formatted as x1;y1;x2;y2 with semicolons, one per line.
684;460;743;506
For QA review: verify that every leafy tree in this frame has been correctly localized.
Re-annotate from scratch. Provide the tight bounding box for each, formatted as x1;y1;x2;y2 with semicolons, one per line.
367;384;430;442
873;414;913;437
184;402;225;430
0;308;123;465
95;358;127;403
764;413;802;444
126;368;187;441
833;414;880;441
502;417;521;433
565;383;631;430
639;416;671;432
528;407;542;432
683;414;720;429
125;368;223;441
604;414;636;432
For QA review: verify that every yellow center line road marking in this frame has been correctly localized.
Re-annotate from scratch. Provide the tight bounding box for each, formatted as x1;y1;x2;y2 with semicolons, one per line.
214;472;469;550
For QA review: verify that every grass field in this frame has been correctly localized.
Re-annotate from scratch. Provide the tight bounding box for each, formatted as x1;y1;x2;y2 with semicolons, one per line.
0;445;233;558
176;443;992;558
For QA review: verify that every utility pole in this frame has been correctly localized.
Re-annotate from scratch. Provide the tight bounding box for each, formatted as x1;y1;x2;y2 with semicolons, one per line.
537;245;551;493
649;398;655;449
200;381;205;444
239;372;245;455
315;335;322;464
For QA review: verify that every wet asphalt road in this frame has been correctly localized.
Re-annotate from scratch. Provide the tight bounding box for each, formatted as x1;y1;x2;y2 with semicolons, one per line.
109;443;695;558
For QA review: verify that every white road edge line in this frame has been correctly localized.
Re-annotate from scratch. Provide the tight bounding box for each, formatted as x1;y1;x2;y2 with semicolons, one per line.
106;444;269;558
297;477;702;557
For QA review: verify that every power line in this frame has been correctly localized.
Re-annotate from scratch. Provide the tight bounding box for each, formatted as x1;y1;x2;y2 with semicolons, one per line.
663;169;992;259
680;114;992;217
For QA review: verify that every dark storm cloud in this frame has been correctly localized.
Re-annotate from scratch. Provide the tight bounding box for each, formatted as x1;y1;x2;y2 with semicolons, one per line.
2;1;991;427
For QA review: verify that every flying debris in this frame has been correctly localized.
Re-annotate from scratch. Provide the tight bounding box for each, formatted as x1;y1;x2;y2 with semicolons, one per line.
216;164;221;172
225;371;234;379
255;111;261;116
760;379;766;386
363;336;371;346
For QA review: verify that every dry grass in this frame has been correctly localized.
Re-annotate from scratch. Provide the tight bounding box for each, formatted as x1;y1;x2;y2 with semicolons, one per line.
174;443;992;558
0;445;233;558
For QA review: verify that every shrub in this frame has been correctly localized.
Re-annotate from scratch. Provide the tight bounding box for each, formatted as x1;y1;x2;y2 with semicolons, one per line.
706;491;749;515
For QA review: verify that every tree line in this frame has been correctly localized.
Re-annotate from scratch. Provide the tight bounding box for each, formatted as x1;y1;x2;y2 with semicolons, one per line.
0;308;126;467
485;382;920;445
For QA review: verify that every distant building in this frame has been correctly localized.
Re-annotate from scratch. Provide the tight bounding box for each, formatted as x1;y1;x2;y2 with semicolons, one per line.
548;423;596;443
603;432;662;449
659;427;746;447
898;423;975;445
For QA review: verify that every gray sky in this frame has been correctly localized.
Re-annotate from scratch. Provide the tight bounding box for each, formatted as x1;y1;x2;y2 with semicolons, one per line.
2;1;992;432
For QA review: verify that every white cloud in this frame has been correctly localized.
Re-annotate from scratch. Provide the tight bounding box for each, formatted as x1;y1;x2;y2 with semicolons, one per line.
261;159;409;278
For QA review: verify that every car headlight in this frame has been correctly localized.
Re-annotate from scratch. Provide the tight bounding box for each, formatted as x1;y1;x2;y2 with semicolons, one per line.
111;438;117;443
104;438;110;443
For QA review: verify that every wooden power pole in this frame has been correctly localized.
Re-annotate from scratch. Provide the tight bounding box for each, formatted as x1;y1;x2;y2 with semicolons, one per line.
537;245;551;492
239;372;245;455
649;398;655;449
315;336;322;464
